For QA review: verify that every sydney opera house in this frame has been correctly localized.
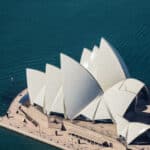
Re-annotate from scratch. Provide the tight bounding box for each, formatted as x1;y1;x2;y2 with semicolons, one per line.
26;37;150;145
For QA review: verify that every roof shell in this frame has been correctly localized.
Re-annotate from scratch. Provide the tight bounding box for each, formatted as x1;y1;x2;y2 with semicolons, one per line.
26;68;45;105
105;107;150;145
80;48;91;69
44;64;62;114
119;78;145;94
79;96;101;120
34;86;46;107
51;86;64;114
90;38;129;91
61;53;103;119
113;114;129;138
94;98;111;120
91;46;99;61
127;123;150;144
103;78;144;117
112;114;150;145
80;78;144;121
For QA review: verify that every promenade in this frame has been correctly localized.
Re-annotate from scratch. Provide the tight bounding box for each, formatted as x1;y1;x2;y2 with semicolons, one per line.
0;89;149;150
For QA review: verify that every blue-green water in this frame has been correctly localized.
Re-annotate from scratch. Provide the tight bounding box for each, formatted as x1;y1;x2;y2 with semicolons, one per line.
0;128;58;150
0;0;150;149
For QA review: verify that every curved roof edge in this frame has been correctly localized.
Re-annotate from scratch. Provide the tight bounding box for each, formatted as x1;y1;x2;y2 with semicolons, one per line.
127;123;150;144
100;37;130;78
26;68;45;105
117;78;145;116
119;78;145;94
80;48;91;68
91;45;99;61
102;78;145;117
51;86;64;114
104;106;150;145
44;64;62;114
34;85;46;107
78;95;101;120
61;53;103;119
79;78;145;121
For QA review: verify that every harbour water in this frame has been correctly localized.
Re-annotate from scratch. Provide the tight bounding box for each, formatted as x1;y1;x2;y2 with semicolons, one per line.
0;127;58;150
0;0;150;149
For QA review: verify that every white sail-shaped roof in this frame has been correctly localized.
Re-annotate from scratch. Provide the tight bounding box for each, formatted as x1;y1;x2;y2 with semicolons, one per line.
90;38;129;91
34;86;46;107
80;46;100;80
80;95;111;120
127;123;150;144
80;48;91;69
80;78;144;121
119;78;145;94
51;87;64;114
44;64;62;114
104;86;135;117
112;114;150;145
94;98;111;120
105;106;150;145
26;68;45;105
80;96;101;120
89;46;99;78
100;38;129;78
103;78;144;117
91;46;99;61
61;53;103;119
113;114;129;138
